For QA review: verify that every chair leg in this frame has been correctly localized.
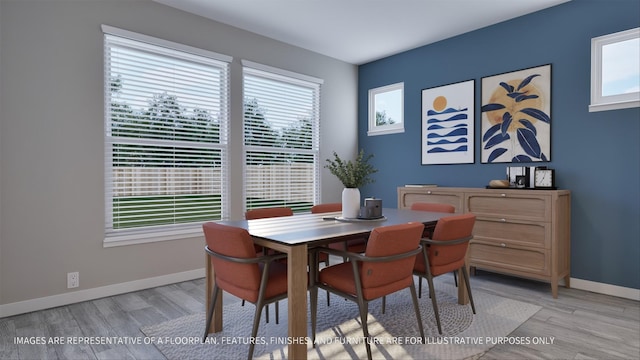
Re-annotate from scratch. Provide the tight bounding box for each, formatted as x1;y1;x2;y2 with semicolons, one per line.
426;275;442;335
358;300;372;360
265;304;269;323
252;301;269;323
275;301;279;324
249;300;264;360
453;271;458;287
381;295;386;314
310;285;318;347
203;284;220;341
461;266;476;314
352;260;372;360
248;260;273;360
418;277;423;298
245;295;272;320
325;258;331;307
409;282;426;343
342;241;348;262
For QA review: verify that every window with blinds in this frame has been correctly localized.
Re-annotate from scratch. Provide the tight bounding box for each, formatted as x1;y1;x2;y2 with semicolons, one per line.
103;26;230;245
242;61;322;213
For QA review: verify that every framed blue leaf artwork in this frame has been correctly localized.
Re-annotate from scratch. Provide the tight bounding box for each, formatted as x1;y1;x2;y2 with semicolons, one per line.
421;79;475;165
481;64;551;163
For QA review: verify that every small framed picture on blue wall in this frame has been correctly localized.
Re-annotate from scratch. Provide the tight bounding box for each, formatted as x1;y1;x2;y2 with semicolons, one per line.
481;64;552;163
421;79;475;165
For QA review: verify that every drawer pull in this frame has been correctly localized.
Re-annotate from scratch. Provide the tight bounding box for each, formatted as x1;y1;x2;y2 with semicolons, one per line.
501;218;507;222
427;191;432;194
501;193;506;197
501;243;506;247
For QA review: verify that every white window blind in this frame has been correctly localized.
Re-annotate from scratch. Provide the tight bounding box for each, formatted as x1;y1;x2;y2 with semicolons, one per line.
242;62;322;213
103;26;230;245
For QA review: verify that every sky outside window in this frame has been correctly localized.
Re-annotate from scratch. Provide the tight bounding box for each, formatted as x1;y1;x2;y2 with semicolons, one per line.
375;88;403;124
602;37;640;97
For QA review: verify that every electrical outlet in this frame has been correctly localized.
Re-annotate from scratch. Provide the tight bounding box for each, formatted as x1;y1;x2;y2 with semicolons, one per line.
67;272;79;288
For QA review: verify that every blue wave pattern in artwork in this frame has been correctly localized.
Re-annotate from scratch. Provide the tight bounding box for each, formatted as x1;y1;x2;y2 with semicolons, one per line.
428;137;468;145
427;113;468;123
429;145;468;153
427;127;467;138
427;123;467;130
427;107;468;116
425;108;470;154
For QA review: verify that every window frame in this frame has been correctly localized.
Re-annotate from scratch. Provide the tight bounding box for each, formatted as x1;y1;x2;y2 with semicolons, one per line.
589;27;640;112
102;25;231;246
368;82;405;136
241;60;322;214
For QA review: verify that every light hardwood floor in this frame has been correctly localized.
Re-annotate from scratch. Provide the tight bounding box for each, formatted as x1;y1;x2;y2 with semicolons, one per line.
1;270;638;359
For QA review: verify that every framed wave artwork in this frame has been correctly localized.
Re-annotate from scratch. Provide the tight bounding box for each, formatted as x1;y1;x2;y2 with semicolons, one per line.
421;79;475;165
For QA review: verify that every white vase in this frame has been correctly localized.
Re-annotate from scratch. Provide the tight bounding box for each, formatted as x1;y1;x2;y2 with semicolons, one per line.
341;188;361;219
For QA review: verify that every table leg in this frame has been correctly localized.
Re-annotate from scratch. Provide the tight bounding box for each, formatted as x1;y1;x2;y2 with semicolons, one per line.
288;244;308;359
458;251;470;305
457;268;469;305
205;254;222;333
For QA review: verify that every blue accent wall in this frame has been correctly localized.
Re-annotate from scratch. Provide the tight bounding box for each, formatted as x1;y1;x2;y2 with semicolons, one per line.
358;0;640;289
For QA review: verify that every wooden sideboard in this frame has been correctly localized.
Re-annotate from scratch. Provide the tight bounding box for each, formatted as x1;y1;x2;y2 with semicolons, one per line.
398;186;571;298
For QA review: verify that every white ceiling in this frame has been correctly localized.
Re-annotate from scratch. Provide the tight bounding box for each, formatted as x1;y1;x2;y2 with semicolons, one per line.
155;0;571;65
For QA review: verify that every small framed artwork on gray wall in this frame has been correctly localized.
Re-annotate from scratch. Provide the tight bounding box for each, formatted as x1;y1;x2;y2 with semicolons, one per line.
481;64;551;163
421;79;475;165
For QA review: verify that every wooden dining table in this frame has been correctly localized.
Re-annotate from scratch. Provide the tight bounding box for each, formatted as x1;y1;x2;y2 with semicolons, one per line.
205;207;469;359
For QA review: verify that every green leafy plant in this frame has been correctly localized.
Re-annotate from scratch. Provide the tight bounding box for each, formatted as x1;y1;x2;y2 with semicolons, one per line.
325;150;378;188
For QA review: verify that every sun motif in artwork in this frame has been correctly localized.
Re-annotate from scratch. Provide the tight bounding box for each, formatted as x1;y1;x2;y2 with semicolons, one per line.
433;96;447;112
485;79;544;132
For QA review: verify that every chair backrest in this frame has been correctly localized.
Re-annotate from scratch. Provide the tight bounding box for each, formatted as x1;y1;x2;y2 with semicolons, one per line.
361;222;424;293
202;222;262;295
428;213;476;276
411;202;455;213
245;207;293;220
310;203;341;213
411;202;455;238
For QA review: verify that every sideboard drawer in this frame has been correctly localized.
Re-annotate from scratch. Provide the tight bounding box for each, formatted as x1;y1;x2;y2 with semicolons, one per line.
469;241;550;276
473;218;550;249
398;189;463;212
466;193;550;221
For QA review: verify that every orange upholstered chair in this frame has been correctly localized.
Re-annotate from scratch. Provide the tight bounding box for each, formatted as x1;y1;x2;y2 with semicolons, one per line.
413;213;477;334
310;222;426;360
310;203;342;214
308;203;345;306
245;206;294;256
245;206;294;220
410;202;456;237
202;222;288;359
410;202;456;213
311;203;367;254
243;207;294;323
410;202;458;290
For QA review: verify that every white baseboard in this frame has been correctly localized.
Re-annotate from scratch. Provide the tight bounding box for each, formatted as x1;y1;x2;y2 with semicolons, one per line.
2;271;637;318
0;268;205;318
571;277;640;301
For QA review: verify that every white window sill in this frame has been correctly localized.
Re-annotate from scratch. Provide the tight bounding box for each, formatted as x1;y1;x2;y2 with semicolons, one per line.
367;127;405;136
104;226;203;247
589;99;640;112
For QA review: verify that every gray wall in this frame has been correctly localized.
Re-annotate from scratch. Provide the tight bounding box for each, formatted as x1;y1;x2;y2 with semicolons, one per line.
0;0;357;307
0;0;4;306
